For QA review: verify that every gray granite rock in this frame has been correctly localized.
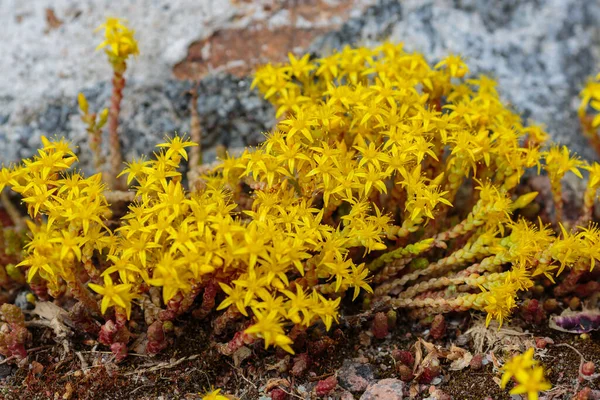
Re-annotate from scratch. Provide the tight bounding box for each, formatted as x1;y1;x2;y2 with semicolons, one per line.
13;291;34;311
1;0;599;171
0;361;14;380
311;0;600;160
1;76;274;173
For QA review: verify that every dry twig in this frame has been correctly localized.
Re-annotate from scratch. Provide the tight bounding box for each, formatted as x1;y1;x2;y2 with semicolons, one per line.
123;354;201;376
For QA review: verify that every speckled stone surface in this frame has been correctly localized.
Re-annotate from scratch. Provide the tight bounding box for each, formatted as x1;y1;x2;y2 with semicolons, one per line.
0;76;274;169
360;378;404;400
1;0;599;172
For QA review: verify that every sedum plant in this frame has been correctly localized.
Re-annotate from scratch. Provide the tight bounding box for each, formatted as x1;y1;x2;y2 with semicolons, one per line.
94;17;139;190
241;44;600;335
3;40;600;360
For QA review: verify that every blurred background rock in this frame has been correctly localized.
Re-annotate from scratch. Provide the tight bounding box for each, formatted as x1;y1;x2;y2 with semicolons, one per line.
1;0;599;172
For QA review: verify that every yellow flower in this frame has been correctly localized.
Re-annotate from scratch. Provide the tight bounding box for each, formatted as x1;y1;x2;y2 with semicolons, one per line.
501;348;551;400
482;279;517;328
118;156;152;185
312;291;341;331
324;257;352;292
67;198;108;235
21;185;56;217
96;17;139;62
88;275;135;318
435;54;469;78
201;388;229;400
501;348;535;388
156;135;197;161
283;285;314;326
285;52;314;79
232;270;269;308
18;253;54;283
279;109;317;142
346;263;373;300
245;309;295;354
49;229;84;262
101;255;141;284
543;145;584;181
217;282;249;317
510;366;551;400
579;74;600;119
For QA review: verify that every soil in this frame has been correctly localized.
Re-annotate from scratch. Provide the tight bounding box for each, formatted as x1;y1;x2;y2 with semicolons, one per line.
1;302;599;399
0;170;597;400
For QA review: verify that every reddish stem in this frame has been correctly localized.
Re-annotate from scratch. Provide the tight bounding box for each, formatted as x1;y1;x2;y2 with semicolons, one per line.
69;276;100;315
109;65;126;189
192;281;218;320
217;327;255;356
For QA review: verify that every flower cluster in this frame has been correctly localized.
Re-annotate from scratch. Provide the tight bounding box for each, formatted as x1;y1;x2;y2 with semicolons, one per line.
244;43;600;334
96;17;139;66
1;138;111;309
501;348;551;400
6;44;600;359
2;133;369;355
95;17;140;189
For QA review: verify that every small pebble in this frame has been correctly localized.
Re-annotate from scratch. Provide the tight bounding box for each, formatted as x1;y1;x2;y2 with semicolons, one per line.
570;297;582;311
582;361;595;376
360;379;404;400
535;337;548;349
470;354;483;370
338;360;375;393
455;334;469;346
